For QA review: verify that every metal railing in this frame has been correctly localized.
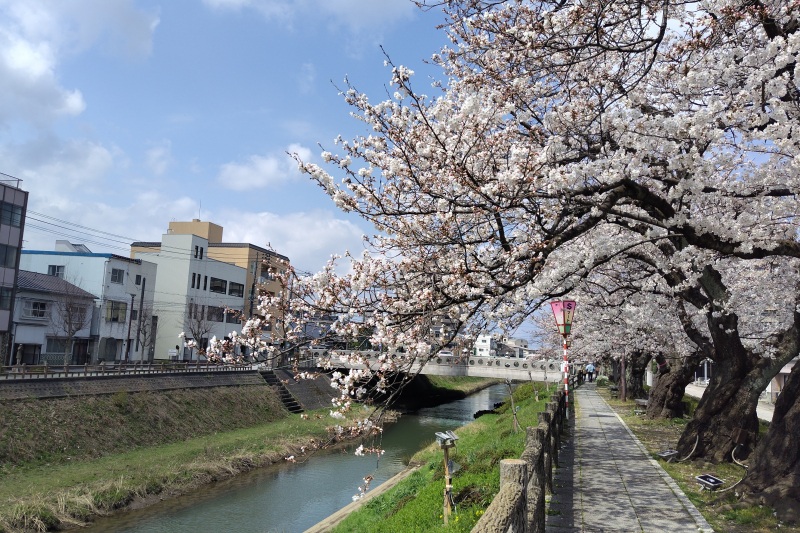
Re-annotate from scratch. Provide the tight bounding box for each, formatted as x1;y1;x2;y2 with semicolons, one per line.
0;361;254;380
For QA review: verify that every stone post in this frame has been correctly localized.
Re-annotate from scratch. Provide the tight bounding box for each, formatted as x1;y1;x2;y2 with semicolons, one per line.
538;412;553;494
524;425;547;532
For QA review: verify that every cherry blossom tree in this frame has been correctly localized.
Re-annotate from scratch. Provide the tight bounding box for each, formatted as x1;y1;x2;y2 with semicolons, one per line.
198;0;800;515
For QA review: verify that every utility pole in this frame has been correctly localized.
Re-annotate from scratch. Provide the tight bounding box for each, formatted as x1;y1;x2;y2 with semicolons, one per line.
125;293;135;362
135;278;146;354
249;253;260;317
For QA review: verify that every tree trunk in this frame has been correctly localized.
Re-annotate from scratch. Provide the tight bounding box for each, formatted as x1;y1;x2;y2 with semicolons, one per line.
740;361;800;524
646;356;697;419
676;356;766;463
627;351;651;400
63;338;73;368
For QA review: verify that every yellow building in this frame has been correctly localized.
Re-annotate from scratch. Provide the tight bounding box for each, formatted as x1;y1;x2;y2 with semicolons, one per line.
131;219;289;319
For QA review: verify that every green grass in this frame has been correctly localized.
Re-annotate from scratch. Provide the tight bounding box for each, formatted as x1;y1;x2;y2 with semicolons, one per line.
331;382;556;532
0;406;371;533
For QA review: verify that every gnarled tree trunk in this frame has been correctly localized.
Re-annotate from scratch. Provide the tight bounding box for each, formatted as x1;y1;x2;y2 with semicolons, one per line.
646;353;698;419
676;355;769;463
740;361;800;524
627;350;651;400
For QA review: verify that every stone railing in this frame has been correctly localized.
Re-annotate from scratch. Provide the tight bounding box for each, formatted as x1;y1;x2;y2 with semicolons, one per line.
472;390;568;533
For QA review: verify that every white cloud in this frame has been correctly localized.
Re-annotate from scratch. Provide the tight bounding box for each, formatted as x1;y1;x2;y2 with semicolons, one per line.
317;0;415;32
145;140;172;176
202;0;295;21
203;0;415;34
220;209;366;274
298;62;316;94
4;137;116;197
0;0;158;129
217;144;310;191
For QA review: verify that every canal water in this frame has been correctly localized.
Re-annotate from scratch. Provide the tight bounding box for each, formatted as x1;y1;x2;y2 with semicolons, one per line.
81;383;512;533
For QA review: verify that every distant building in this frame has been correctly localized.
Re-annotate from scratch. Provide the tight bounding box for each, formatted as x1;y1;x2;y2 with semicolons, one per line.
20;242;158;362
475;333;498;357
13;270;96;365
0;174;27;365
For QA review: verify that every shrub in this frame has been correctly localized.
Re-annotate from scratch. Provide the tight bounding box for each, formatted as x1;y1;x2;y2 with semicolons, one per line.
596;375;609;387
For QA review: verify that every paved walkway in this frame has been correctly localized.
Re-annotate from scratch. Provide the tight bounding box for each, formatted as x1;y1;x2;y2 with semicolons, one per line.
546;384;713;532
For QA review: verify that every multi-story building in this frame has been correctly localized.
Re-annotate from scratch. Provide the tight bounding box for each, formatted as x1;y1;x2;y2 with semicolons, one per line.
131;225;252;360
13;270;96;365
20;241;157;362
0;174;27;365
131;220;291;359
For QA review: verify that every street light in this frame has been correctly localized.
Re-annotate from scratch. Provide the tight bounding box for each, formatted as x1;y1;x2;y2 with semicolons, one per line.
550;299;577;419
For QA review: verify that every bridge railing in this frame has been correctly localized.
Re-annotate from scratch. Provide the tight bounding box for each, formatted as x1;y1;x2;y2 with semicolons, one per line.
0;361;254;380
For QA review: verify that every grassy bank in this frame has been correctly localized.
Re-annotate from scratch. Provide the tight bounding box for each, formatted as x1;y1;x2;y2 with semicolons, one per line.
0;404;374;533
0;387;288;466
330;381;558;532
0;375;499;532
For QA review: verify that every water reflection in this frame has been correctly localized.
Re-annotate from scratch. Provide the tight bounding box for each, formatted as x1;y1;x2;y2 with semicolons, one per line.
81;383;511;533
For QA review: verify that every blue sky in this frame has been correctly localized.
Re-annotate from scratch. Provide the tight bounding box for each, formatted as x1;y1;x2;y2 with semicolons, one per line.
1;0;449;273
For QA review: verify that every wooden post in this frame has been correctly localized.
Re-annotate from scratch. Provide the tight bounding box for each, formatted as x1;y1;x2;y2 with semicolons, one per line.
443;445;453;524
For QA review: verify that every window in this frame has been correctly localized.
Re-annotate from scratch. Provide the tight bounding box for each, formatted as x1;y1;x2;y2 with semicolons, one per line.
194;245;199;258
48;265;65;278
199;247;204;259
135;274;142;285
0;201;22;227
46;337;68;354
203;276;208;290
226;310;241;324
0;244;17;268
0;287;11;310
22;300;48;319
228;282;244;297
207;306;225;322
191;273;196;289
105;300;128;322
111;268;124;283
131;310;138;321
209;277;227;294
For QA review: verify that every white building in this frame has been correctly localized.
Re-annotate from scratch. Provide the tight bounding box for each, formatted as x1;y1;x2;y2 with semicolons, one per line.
474;333;498;357
132;231;246;360
13;270;97;365
20;242;157;362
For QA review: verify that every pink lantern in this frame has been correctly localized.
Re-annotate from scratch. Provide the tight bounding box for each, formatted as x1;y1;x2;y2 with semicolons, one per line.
550;300;577;336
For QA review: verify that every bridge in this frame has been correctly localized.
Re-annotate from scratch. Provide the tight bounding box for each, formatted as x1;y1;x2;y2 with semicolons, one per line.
308;351;572;383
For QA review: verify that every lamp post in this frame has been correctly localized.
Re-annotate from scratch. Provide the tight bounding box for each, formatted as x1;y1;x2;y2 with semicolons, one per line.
550;300;577;419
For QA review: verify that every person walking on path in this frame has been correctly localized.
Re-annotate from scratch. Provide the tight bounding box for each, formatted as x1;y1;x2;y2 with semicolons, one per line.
546;384;713;532
585;362;595;382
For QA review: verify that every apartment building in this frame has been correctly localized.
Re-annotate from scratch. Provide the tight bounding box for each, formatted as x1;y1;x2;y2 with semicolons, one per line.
20;242;157;362
0;174;27;365
131;220;291;357
131;227;249;360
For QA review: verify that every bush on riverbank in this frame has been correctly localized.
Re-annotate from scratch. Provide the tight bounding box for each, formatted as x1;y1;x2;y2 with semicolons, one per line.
330;381;557;532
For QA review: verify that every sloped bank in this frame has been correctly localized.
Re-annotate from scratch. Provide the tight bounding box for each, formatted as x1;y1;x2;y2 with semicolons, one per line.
0;374;496;532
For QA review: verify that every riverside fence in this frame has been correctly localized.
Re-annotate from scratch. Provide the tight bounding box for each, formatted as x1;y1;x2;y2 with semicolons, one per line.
0;360;253;380
472;388;569;533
